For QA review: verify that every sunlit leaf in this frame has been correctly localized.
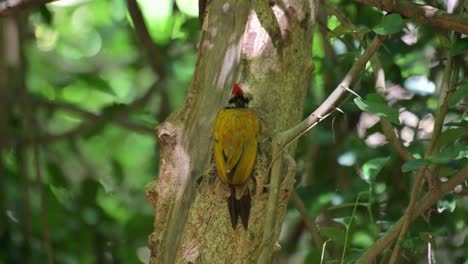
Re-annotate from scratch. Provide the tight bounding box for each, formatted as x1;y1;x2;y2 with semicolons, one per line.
373;14;404;35
176;0;198;17
333;217;351;227
437;198;456;213
49;184;71;206
361;157;389;183
329;25;352;38
444;117;468;128
354;94;400;125
320;227;345;245
135;0;174;45
352;231;374;248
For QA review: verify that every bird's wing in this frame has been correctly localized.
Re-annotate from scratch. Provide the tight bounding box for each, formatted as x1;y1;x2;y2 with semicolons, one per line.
213;109;260;185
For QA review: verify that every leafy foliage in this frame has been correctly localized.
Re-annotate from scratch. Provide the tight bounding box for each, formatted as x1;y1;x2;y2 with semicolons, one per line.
0;0;466;263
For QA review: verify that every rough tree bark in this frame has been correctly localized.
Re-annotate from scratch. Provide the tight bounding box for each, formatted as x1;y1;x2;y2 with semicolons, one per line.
146;0;316;263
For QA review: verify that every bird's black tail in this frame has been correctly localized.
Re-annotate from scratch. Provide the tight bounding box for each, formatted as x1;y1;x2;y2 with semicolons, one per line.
227;186;251;230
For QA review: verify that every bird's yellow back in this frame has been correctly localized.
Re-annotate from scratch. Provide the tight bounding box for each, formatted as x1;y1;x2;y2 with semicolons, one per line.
213;108;260;185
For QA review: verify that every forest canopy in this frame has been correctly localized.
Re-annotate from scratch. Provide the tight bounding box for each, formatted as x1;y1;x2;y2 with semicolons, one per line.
0;0;467;263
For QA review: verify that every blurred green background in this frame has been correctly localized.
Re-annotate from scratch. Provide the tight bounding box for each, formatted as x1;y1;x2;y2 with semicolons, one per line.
0;0;466;263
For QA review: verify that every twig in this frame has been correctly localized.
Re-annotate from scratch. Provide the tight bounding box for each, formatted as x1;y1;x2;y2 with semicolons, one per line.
427;58;460;155
5;82;159;147
325;0;414;162
126;0;167;78
324;1;414;163
370;58;413;162
278;36;384;146
321;0;363;43
126;1;171;122
290;192;326;253
259;36;384;262
0;0;58;17
37;99;155;134
353;0;468;34
341;192;364;264
356;165;468;263
389;42;458;264
33;143;54;264
16;145;32;258
389;167;427;263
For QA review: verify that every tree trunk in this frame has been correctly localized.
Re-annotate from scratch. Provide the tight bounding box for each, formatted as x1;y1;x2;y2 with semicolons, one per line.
146;1;316;263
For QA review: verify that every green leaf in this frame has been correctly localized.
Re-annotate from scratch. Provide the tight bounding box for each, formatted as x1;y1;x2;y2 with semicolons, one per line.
449;84;468;107
428;144;468;164
346;249;365;264
80;74;116;96
438;34;451;49
400;236;418;249
354;94;401;125
373;14;404;35
320;227;346;245
355;27;372;40
444;117;468;128
440;127;468;146
401;159;429;172
451;37;468;56
49;184;71;206
362;157;390;183
352;231;374;248
329;25;352;38
438;166;458;177
131;111;158;128
437;198;456;213
303;249;321;264
333;217;351;227
38;6;53;25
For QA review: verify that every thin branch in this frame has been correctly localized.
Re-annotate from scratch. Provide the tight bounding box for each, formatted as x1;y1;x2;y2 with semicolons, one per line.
126;0;166;78
323;0;413;162
0;0;58;17
16;145;32;258
37;99;155;134
260;35;384;262
389;44;459;264
321;0;363;43
356;165;468;264
126;0;170;122
33;143;54;264
354;0;468;35
389;167;427;263
290;192;326;253
278;36;384;146
6;83;158;147
370;58;413;162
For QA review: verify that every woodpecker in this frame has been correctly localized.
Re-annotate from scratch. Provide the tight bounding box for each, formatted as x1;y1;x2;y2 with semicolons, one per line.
213;84;260;230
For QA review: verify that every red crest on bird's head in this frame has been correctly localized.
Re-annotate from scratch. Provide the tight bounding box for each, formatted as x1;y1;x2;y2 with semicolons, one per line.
232;84;244;97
